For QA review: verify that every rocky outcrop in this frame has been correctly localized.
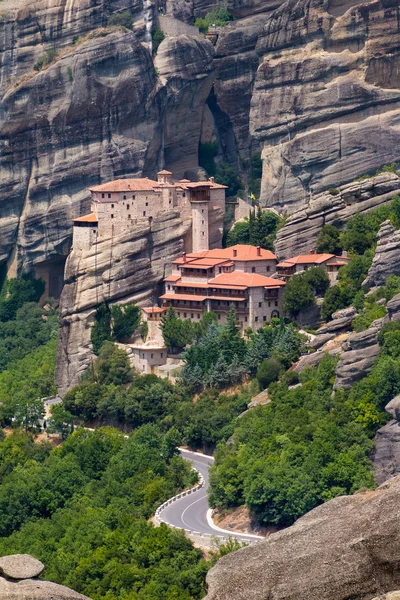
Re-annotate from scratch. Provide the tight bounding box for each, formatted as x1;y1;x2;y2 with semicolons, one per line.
56;211;192;393
0;554;90;600
274;173;400;259
373;420;400;486
0;555;44;580
0;0;214;290
205;475;400;600
334;318;384;390
363;221;400;288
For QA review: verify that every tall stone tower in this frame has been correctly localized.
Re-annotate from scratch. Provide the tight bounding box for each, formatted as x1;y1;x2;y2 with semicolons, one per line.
188;183;211;252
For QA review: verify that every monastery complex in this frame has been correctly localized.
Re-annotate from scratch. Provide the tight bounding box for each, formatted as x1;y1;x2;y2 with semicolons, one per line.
72;171;350;375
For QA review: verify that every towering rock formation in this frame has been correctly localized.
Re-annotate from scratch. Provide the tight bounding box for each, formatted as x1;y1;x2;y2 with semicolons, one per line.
204;475;400;600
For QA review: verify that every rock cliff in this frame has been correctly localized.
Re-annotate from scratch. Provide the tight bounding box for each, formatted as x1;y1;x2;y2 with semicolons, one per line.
363;220;400;288
204;475;400;600
274;173;400;259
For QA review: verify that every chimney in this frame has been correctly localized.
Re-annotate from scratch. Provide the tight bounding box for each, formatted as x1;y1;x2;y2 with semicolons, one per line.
182;252;186;262
233;248;237;257
309;248;315;255
257;246;261;256
209;176;215;183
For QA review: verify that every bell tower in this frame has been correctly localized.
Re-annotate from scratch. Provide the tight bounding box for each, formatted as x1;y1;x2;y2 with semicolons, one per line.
188;183;211;252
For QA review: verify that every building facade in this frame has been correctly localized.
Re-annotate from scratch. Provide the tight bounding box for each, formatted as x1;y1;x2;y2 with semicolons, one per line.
160;245;286;331
276;252;350;284
72;171;226;252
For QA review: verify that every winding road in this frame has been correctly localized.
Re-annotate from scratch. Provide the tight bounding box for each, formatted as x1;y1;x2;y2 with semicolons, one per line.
157;449;263;544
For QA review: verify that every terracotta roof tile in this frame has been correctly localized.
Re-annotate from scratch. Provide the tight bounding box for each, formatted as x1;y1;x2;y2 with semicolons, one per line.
89;178;160;193
160;293;207;302
164;274;181;282
209;272;285;288
73;213;98;223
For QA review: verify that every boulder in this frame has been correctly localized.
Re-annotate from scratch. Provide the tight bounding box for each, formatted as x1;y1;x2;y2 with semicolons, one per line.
309;333;335;350
334;318;384;390
0;578;91;600
386;293;400;322
315;307;357;336
385;395;400;420
373;421;400;486
363;221;400;288
294;348;340;374
204;475;400;600
0;555;44;580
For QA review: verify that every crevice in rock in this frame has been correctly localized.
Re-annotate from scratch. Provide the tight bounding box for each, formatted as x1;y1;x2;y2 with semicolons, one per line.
206;85;239;168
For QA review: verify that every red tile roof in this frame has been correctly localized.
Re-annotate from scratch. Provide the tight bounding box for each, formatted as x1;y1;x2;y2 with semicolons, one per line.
173;245;277;265
73;213;98;223
160;293;207;302
89;178;160;193
174;282;210;288
157;170;172;175
277;254;335;268
142;307;166;314
164;274;181;282
209;272;285;288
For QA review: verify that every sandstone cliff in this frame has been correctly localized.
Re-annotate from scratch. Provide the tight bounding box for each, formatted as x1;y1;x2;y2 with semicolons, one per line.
205;475;400;600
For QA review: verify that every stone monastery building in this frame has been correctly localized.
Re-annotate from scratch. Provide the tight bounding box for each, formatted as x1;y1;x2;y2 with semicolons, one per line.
72;170;226;253
160;245;287;331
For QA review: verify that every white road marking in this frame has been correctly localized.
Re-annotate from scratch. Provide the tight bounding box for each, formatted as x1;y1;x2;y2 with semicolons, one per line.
180;494;207;529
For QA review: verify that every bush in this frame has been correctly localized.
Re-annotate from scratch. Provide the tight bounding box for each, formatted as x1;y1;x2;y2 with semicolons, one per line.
303;266;330;296
283;274;315;318
91;302;112;355
329;188;340;196
195;17;209;33
377;162;398;175
215;162;242;197
199;141;218;176
256;358;282;389
34;48;57;71
316;224;342;254
107;11;133;29
111;304;140;341
152;28;165;55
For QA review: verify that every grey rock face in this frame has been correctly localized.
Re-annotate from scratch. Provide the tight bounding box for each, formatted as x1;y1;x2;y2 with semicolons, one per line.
204;475;400;600
386;293;400;322
0;555;44;580
386;396;400;420
333;318;384;390
316;308;357;337
373;421;400;486
274;174;400;259
0;578;91;600
364;221;400;288
372;594;400;600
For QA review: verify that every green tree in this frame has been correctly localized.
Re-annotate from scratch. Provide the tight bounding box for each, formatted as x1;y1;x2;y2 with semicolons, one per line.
215;162;242;197
303;266;330;295
283;274;315;317
256;358;281;389
107;10;133;29
111;303;140;341
316;224;342;254
161;307;193;352
96;342;132;386
47;404;74;439
91;302;112;355
152;28;165;54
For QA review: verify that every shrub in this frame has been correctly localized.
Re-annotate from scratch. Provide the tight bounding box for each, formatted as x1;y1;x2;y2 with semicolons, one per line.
256;358;282;389
199;141;219;176
329;188;340;196
107;11;133;30
152;28;165;55
215;162;242;197
316;224;342;254
195;17;209;33
377;162;398;175
33;48;58;71
303;266;330;296
283;274;315;318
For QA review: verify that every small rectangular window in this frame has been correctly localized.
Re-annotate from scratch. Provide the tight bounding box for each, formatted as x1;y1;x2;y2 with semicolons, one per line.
202;232;205;236
184;312;187;318
259;302;262;308
146;202;148;206
245;316;248;322
128;214;131;219
252;267;256;273
108;194;111;199
197;313;200;319
102;193;105;198
111;203;114;208
142;353;145;359
127;204;130;209
267;266;270;272
202;220;204;225
123;195;126;200
275;301;278;307
151;354;154;359
268;301;271;307
111;214;114;218
132;195;136;199
161;353;163;358
218;314;221;320
191;313;194;318
143;211;146;216
263;316;267;321
255;316;258;322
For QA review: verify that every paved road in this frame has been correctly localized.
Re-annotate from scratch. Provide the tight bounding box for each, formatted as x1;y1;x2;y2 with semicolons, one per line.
158;449;262;544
